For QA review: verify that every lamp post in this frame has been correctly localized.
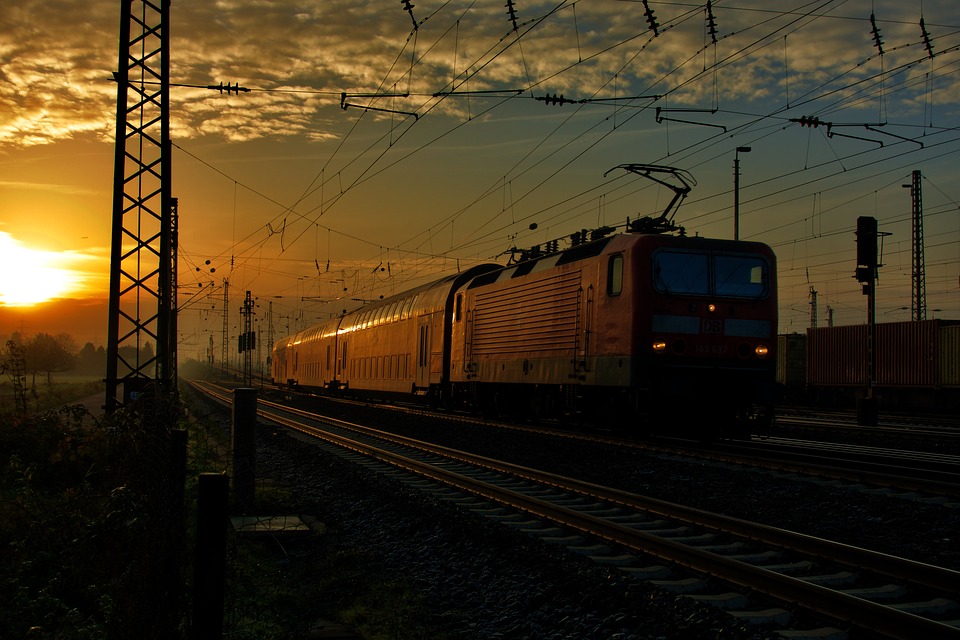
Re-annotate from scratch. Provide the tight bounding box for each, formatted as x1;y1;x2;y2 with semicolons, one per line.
734;146;751;240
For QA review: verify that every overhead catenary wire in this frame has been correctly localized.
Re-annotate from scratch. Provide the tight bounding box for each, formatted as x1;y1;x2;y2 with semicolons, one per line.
172;1;960;331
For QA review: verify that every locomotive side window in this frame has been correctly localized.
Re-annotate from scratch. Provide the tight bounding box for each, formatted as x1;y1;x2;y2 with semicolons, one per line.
714;255;768;298
607;254;623;296
653;251;709;295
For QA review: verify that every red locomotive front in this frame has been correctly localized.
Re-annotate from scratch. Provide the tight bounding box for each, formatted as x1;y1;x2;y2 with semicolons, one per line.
632;234;777;434
449;232;777;436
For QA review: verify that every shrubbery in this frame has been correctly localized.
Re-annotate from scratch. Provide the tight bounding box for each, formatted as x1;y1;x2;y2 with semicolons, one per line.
1;401;184;640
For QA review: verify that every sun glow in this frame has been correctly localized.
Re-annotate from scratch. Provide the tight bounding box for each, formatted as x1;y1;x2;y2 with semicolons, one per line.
0;232;82;306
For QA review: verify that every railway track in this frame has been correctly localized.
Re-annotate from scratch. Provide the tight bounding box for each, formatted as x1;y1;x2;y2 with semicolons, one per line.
261;384;960;502
774;409;960;442
190;380;960;639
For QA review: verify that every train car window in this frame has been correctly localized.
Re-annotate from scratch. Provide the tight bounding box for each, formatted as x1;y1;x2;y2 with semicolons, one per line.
607;254;623;296
714;255;769;298
653;251;709;295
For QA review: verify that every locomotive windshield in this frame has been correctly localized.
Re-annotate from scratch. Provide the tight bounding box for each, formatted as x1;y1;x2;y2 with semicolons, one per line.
653;250;769;299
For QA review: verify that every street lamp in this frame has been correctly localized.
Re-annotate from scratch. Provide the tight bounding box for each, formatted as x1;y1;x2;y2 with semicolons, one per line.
734;146;751;240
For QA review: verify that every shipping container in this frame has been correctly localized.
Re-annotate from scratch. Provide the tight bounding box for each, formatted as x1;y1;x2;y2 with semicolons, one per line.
805;320;952;388
791;319;960;410
940;324;960;388
776;334;806;387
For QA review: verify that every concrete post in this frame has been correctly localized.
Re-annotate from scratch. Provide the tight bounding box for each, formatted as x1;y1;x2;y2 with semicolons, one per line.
232;387;257;508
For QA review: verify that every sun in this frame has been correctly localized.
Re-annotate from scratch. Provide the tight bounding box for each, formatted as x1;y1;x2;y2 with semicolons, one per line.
0;232;81;307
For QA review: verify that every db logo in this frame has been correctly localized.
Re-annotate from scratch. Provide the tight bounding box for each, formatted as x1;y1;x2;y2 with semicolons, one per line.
702;319;722;334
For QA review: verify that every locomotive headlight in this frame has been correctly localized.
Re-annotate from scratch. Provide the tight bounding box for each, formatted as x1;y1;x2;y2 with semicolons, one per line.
707;303;717;313
652;339;668;353
755;344;770;359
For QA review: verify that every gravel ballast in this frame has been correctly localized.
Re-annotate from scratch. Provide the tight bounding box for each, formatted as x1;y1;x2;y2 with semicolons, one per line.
209;391;960;639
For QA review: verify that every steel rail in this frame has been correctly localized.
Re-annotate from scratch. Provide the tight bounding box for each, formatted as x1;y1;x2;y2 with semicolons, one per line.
188;382;960;639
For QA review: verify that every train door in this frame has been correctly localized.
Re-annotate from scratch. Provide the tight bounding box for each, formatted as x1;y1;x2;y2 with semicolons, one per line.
416;318;430;389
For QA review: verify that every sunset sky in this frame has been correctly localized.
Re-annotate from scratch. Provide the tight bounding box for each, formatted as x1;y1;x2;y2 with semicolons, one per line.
1;0;958;361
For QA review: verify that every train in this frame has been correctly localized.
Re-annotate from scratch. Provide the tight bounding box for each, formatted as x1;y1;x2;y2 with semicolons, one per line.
271;227;779;437
777;320;960;412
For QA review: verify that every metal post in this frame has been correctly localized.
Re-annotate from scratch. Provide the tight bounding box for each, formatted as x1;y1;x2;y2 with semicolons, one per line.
105;0;174;413
855;216;879;426
232;387;257;509
192;472;227;640
733;146;751;240
903;170;926;321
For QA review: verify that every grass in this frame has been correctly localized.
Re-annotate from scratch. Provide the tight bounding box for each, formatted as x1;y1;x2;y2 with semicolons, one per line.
0;372;439;640
179;381;440;640
0;377;104;414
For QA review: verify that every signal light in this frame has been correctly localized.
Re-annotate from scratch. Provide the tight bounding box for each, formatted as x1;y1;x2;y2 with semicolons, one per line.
856;216;878;268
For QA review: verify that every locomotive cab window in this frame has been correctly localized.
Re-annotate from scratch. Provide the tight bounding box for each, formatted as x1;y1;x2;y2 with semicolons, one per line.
653;251;709;295
714;255;769;298
653;250;769;299
607;254;623;296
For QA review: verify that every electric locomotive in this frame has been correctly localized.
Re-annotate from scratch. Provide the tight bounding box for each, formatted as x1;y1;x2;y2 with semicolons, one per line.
448;231;777;435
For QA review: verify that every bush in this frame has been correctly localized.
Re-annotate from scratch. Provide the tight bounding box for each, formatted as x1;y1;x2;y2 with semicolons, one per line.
0;402;185;640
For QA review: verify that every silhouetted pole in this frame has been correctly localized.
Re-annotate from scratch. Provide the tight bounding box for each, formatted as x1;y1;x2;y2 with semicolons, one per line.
855;216;879;426
192;472;228;640
232;388;257;509
733;146;751;240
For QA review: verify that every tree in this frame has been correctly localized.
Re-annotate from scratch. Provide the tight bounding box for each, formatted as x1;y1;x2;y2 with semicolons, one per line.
22;333;78;387
1;338;29;414
76;342;107;376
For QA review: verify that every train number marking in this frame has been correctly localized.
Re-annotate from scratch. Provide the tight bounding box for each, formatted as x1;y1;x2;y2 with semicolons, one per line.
695;344;728;354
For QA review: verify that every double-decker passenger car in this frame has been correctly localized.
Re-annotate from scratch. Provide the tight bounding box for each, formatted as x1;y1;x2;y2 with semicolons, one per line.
273;230;778;436
271;265;498;399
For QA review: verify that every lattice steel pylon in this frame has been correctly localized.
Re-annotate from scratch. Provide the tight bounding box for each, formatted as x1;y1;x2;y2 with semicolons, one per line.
908;170;926;321
105;0;175;413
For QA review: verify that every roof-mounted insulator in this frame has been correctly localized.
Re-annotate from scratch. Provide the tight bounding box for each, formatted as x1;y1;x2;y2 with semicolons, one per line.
642;0;659;37
920;17;934;59
505;0;519;31
870;12;884;56
706;0;718;44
